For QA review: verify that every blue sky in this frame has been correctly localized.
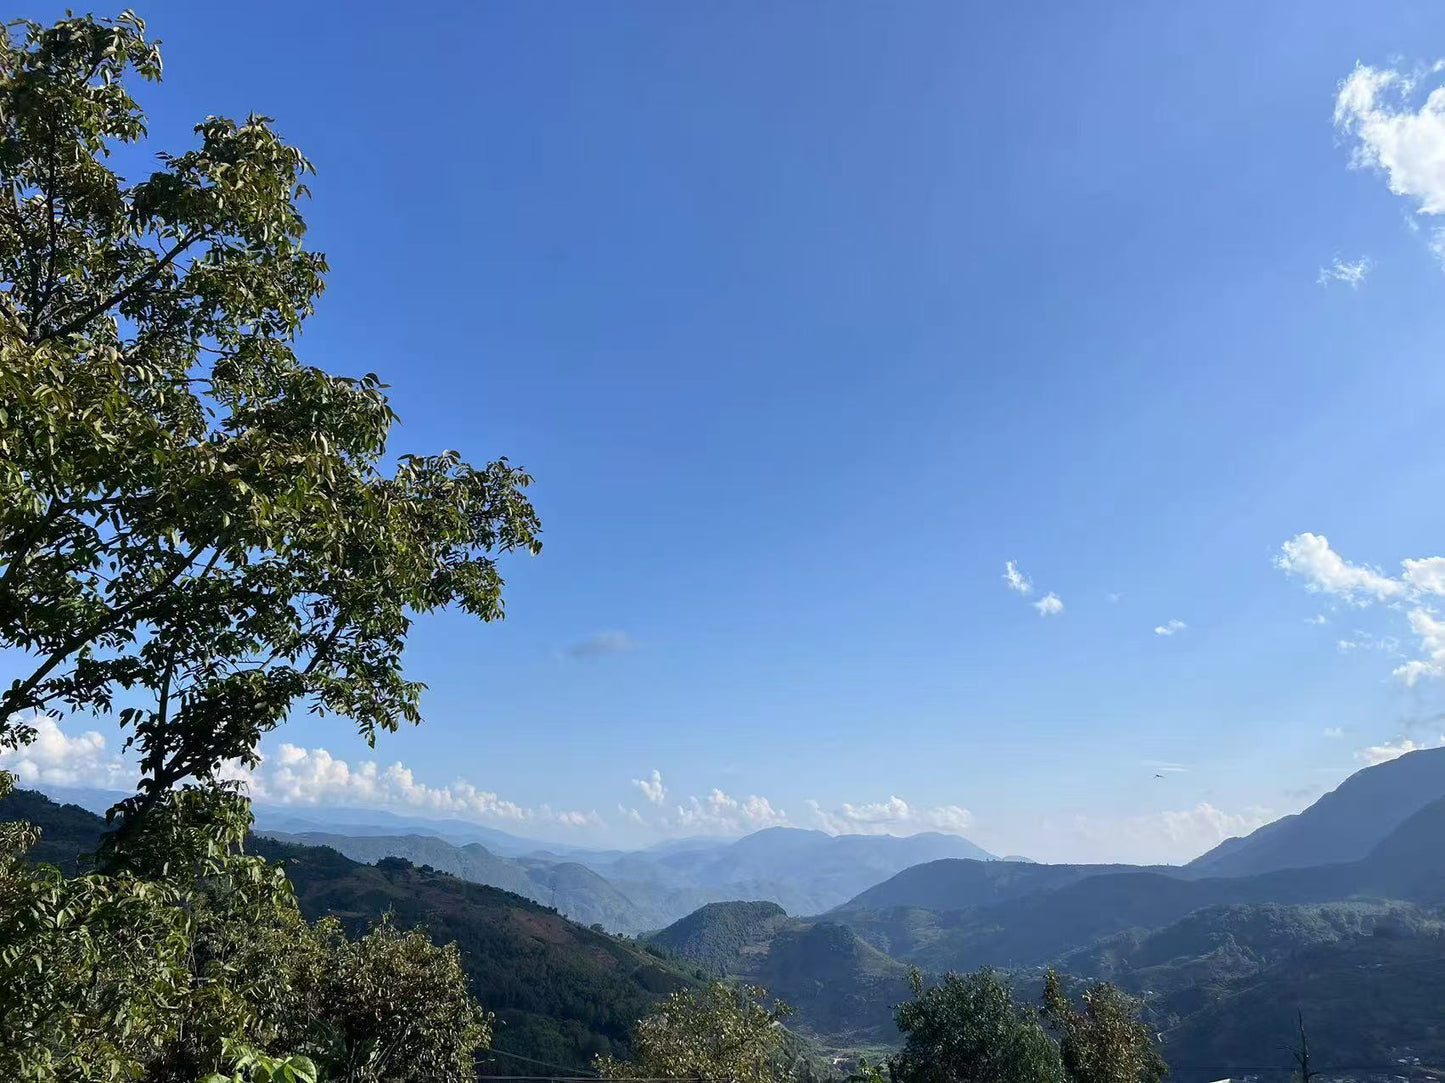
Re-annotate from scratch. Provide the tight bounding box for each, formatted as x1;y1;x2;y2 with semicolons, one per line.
13;0;1445;862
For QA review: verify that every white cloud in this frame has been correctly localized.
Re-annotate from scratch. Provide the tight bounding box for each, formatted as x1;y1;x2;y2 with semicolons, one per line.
673;789;788;834
1402;556;1445;595
0;714;128;788
229;743;596;828
1002;561;1033;595
1354;735;1445;765
617;804;646;825
1317;256;1372;287
1323;726;1345;738
564;631;638;659
1305;614;1330;625
1335;61;1445;215
1106;592;1124;604
1033;592;1064;617
1393;607;1445;685
1154;619;1187;637
806;796;973;836
1275;533;1445;682
632;769;666;805
1276;533;1405;603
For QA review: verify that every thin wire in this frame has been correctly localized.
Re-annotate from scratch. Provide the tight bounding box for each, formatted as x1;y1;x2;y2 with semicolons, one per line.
478;1047;600;1077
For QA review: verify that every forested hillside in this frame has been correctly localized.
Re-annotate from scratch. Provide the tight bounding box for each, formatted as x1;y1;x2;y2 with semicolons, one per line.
5;786;700;1068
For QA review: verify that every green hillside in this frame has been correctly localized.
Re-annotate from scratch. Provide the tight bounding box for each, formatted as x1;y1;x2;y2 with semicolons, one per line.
647;900;790;974
260;829;654;933
2;787;697;1069
648;901;912;1051
1156;933;1445;1082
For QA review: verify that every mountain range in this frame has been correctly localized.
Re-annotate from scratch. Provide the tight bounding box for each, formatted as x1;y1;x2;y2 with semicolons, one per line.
13;745;1445;1076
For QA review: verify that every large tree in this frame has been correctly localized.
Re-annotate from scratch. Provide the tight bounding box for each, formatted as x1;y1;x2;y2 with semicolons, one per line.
0;12;540;821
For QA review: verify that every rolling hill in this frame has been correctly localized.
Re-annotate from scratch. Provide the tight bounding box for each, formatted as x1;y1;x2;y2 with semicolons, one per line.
647;900;912;1051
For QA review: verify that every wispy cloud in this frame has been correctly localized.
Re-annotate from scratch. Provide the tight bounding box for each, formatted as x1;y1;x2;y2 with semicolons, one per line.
1323;726;1345;738
564;631;639;659
1335;631;1400;654
1003;561;1033;595
1143;760;1191;774
1153;619;1187;637
1317;256;1373;287
1002;562;1063;616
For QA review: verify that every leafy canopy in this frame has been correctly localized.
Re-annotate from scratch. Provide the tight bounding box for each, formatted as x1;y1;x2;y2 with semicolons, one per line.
888;969;1066;1083
0;10;540;819
1042;970;1167;1083
597;981;793;1083
0;771;492;1082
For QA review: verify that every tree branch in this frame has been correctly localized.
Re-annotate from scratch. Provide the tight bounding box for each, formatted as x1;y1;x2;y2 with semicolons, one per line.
32;226;213;344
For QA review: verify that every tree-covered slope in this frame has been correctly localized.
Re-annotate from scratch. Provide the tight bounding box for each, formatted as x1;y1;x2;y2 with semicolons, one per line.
2;787;697;1069
259;829;653;933
1155;933;1445;1082
647;900;790;975
648;900;911;1050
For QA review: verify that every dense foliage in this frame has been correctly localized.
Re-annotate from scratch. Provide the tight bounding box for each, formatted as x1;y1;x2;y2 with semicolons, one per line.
596;982;795;1083
1041;971;1167;1083
887;969;1066;1083
0;772;490;1082
0;10;539;824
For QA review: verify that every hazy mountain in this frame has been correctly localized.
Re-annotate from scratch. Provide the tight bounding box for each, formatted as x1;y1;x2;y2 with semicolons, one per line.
1189;745;1445;877
258;829;656;933
834;858;1191;913
833;796;1445;973
582;826;997;923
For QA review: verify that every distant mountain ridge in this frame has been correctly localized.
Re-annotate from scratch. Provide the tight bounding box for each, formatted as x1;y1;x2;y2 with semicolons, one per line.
1188;746;1445;876
830;795;1445;972
259;830;657;933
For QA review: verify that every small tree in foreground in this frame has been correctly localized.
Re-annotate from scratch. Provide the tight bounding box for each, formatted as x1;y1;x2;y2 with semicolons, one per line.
889;968;1066;1083
0;773;490;1082
1042;969;1167;1083
597;981;793;1083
